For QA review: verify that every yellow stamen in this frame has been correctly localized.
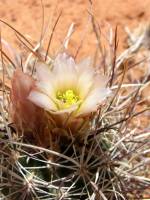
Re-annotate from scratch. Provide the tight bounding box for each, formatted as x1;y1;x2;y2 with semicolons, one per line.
56;89;79;107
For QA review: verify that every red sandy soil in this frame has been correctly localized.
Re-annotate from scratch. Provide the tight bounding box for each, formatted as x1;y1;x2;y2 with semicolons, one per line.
0;0;150;55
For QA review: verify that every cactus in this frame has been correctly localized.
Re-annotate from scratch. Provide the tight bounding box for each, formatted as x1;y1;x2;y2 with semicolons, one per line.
0;15;150;200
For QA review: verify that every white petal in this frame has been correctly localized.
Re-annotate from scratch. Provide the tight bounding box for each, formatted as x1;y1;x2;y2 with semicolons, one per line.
76;57;109;100
53;53;76;73
77;76;93;99
75;57;96;99
28;91;57;111
77;88;111;116
76;69;95;99
53;103;79;115
53;53;78;90
36;82;55;98
36;62;53;83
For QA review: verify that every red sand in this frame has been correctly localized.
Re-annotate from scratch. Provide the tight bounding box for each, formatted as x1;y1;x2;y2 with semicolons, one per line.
0;0;150;54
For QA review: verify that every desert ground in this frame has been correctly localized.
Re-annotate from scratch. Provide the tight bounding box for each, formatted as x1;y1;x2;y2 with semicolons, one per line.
0;0;150;54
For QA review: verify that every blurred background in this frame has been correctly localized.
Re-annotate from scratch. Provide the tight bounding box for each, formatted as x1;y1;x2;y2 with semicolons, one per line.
0;0;150;56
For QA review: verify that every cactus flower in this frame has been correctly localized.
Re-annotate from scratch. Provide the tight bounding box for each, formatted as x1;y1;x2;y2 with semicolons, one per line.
28;53;110;130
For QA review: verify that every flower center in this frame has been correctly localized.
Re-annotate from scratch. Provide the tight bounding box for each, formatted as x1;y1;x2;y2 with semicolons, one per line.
56;89;79;107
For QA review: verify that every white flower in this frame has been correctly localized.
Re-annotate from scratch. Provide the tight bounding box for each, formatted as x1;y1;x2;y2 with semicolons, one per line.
28;53;111;119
